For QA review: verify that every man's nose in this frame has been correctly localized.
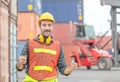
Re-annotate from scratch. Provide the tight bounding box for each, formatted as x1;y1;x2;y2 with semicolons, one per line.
46;25;50;29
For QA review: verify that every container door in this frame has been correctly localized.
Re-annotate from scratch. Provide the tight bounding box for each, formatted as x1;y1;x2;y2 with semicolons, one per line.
10;21;17;82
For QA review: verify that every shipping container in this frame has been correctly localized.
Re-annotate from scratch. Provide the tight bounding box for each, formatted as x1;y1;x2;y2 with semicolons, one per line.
18;0;42;15
0;1;10;82
17;12;40;41
0;0;18;82
52;23;76;45
41;0;84;23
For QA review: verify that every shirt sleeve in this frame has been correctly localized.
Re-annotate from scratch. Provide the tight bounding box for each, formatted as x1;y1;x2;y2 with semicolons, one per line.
17;41;29;71
20;41;29;56
57;45;68;75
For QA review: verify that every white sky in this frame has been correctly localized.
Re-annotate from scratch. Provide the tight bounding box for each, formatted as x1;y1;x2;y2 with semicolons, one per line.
84;0;111;36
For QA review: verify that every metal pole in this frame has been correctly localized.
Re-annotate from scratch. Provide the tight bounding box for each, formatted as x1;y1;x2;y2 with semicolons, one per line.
111;6;118;66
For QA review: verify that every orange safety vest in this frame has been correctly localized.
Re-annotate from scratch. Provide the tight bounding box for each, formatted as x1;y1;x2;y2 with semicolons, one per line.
28;39;60;80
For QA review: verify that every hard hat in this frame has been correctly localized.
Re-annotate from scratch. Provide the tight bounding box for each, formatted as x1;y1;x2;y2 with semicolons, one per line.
38;12;55;23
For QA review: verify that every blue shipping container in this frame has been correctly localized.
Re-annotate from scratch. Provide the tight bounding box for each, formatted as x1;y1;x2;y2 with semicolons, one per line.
41;0;84;23
18;0;42;15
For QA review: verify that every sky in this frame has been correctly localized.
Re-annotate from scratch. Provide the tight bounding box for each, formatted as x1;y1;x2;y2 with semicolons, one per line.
84;0;111;36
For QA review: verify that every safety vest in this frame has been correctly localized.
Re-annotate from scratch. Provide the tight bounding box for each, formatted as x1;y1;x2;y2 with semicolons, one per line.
28;39;60;80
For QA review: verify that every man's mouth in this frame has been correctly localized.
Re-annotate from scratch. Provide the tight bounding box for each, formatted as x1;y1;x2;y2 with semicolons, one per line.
44;30;51;33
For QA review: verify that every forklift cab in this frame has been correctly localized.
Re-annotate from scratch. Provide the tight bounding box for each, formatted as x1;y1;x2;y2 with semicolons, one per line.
75;24;96;48
75;24;95;40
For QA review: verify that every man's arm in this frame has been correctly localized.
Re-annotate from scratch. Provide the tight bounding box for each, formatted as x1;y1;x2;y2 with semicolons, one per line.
16;41;29;71
57;45;78;75
63;61;78;75
16;55;27;70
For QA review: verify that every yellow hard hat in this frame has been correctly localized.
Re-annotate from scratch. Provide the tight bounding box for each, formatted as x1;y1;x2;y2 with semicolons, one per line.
38;12;55;23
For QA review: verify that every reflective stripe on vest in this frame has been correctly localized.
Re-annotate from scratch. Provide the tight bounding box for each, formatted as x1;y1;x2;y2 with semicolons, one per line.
24;74;58;82
34;48;57;55
34;66;53;72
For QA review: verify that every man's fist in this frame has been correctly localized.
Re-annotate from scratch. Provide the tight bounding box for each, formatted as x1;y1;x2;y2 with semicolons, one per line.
70;61;78;71
18;55;27;65
16;55;27;70
64;61;78;75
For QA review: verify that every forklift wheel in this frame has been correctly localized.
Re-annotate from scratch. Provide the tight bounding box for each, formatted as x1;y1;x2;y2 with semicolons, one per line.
87;66;91;70
97;58;113;70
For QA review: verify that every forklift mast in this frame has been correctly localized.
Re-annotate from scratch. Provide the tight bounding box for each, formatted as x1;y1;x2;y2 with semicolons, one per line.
70;22;107;49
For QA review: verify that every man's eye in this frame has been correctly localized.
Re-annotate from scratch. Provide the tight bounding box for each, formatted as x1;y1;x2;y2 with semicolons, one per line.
48;24;52;27
42;24;46;27
41;24;52;27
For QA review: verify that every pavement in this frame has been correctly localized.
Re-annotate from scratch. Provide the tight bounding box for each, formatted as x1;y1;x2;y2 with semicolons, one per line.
17;66;120;82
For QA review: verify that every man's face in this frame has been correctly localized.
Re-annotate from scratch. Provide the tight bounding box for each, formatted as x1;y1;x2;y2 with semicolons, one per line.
40;20;54;37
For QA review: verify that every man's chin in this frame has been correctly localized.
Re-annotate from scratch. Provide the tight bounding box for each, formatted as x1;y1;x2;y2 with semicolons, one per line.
43;35;51;38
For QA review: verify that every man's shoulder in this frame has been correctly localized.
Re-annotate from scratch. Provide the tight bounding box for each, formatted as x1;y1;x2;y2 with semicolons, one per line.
27;37;39;42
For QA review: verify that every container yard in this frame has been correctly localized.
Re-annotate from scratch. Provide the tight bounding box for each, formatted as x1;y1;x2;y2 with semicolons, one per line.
0;0;120;82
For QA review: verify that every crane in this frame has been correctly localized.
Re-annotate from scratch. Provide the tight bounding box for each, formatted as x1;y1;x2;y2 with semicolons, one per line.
100;0;120;66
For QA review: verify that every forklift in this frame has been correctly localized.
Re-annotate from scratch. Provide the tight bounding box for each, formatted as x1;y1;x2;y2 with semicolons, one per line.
70;22;113;70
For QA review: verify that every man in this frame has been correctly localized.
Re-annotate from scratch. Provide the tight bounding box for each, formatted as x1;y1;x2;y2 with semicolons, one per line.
16;12;78;82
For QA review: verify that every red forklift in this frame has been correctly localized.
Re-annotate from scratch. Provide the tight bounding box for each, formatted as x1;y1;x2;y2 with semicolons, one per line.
70;22;113;70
